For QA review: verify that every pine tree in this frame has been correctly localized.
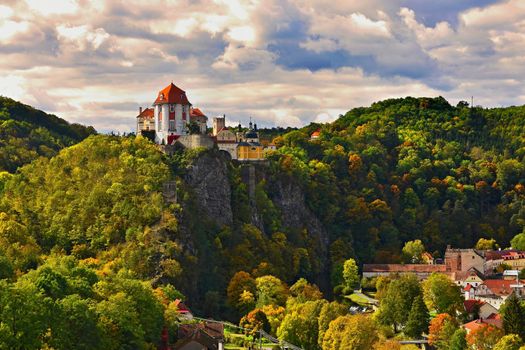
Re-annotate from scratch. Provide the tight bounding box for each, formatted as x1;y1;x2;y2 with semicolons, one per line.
449;328;468;350
404;295;429;338
502;292;525;339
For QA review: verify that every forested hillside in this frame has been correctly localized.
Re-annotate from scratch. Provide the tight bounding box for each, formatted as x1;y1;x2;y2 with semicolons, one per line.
0;96;96;172
3;97;525;348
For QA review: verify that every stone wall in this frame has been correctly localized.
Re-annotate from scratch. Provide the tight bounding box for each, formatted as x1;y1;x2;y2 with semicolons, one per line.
176;134;215;149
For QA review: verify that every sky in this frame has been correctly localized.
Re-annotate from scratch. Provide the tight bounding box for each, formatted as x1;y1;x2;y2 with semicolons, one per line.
1;0;525;132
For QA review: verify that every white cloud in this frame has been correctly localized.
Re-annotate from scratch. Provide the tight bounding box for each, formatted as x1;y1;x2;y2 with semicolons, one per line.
1;0;525;133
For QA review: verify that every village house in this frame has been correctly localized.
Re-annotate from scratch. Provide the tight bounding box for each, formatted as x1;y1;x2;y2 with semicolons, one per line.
463;313;503;334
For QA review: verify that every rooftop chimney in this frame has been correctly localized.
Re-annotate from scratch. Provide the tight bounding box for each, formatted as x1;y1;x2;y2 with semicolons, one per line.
139;107;143;114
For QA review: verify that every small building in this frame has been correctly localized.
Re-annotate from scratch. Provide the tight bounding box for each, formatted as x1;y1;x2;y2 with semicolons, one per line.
190;108;208;134
136;107;155;134
463;299;498;320
310;129;321;140
463;313;502;334
175;322;224;350
215;127;238;160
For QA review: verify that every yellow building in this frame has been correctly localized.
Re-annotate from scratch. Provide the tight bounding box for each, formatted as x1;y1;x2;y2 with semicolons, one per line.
237;141;264;160
237;129;264;160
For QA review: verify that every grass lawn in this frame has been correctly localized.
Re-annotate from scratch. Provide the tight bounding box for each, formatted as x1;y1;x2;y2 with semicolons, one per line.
346;293;370;306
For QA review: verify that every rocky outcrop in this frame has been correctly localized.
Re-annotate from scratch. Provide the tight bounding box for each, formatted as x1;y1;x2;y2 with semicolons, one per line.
183;151;233;227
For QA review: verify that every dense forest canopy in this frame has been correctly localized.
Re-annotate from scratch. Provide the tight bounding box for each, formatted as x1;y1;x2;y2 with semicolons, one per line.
2;96;525;348
0;96;96;172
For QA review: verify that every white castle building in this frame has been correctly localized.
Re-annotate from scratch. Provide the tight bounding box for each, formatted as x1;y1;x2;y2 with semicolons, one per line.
136;83;207;144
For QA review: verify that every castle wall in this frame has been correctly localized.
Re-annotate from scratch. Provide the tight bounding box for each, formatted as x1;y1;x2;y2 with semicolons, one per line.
176;134;214;149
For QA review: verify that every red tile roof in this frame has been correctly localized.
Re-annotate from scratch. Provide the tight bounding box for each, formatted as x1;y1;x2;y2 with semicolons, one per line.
311;130;320;138
464;299;483;313
463;318;503;332
154;83;191;105
190;108;206;117
137;107;154;119
363;264;447;273
482;279;525;296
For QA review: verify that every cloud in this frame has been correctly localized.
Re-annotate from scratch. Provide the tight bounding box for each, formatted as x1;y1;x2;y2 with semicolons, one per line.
0;0;524;132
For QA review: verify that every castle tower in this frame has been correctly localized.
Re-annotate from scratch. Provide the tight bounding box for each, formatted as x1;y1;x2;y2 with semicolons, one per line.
152;83;192;145
213;115;226;136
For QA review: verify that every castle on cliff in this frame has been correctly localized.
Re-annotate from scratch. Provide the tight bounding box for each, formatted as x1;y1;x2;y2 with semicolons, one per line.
136;82;273;161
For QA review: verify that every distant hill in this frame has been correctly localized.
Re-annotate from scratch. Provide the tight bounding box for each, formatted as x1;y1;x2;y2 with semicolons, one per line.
0;96;96;172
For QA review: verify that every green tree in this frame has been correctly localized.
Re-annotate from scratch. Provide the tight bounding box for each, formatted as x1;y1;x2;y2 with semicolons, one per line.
475;238;498;250
449;328;468;350
342;258;359;292
422;273;462;314
255;275;288;307
377;274;422;332
49;294;103;350
511;233;525;251
227;271;256;314
502;293;525;339
402;240;425;263
404;295;429;338
0;280;49;350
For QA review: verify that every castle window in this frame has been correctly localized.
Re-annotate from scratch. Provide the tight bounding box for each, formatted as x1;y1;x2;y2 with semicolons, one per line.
169;120;175;131
170;105;175;112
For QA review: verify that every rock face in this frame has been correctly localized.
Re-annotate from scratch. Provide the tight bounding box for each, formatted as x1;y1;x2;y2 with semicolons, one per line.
183;151;233;227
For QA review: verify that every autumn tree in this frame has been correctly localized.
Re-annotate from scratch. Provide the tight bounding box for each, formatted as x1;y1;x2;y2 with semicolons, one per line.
467;324;504;350
255;275;288;307
227;271;256;314
277;299;326;349
321;314;378;350
494;334;523;350
317;301;348;348
428;313;458;349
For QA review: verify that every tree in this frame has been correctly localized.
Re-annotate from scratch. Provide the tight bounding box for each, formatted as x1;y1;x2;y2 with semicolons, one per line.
289;278;323;303
502;292;525;339
377;274;422;331
449;328;468;350
475;238;498;250
255;275;288;307
50;295;103;350
277;299;326;350
402;240;425;263
342;258;359;292
227;271;257;314
404;295;429;338
494;334;523;350
428;313;458;349
511;233;525;251
321;314;378;350
467;324;504;350
317;302;348;348
422;273;462;314
0;280;49;350
239;308;271;336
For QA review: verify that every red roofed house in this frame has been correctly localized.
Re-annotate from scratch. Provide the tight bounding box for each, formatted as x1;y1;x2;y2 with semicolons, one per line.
174;322;224;350
190;107;208;134
136;107;154;132
463;314;503;334
463;299;498;321
310;129;320;140
473;279;525;309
